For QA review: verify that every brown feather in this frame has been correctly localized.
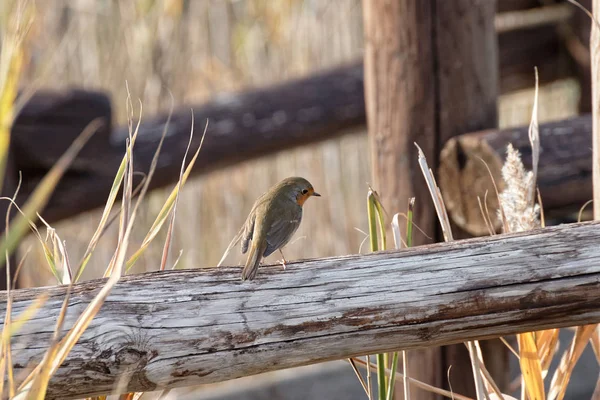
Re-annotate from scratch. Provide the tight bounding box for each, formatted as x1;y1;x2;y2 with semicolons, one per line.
241;238;267;281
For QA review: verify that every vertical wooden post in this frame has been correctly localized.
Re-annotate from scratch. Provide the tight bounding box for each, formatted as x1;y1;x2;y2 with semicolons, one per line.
363;3;438;396
363;1;501;398
434;1;504;397
572;0;592;114
362;1;437;235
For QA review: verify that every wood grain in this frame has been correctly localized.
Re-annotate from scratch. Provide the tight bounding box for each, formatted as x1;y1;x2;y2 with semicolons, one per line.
4;221;600;399
436;1;499;144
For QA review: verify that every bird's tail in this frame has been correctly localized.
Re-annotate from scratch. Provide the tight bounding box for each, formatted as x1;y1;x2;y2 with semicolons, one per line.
241;240;267;281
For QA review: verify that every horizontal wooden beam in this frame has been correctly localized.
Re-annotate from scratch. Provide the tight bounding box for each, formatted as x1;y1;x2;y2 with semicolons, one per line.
15;62;365;223
11;89;113;173
439;114;592;235
6;221;600;399
495;3;573;33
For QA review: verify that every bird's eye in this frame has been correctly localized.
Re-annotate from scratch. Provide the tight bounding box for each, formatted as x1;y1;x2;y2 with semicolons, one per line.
301;189;309;195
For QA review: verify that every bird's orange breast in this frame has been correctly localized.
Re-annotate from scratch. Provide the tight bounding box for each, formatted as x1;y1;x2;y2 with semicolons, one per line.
296;193;310;206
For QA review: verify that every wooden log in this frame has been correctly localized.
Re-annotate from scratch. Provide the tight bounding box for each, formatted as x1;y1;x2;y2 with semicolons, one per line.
16;62;366;223
495;3;573;33
499;23;572;94
439;114;593;236
436;0;499;197
434;1;507;396
11;89;113;174
362;1;439;397
364;1;504;397
497;2;575;93
6;221;600;399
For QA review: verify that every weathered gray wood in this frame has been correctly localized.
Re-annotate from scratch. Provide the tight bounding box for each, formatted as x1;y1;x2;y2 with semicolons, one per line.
6;221;600;399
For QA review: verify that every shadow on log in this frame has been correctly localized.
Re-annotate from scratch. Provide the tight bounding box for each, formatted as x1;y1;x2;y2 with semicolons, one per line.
5;221;600;399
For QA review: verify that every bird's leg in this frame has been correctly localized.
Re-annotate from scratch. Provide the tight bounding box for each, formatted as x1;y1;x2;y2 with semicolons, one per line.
277;249;288;270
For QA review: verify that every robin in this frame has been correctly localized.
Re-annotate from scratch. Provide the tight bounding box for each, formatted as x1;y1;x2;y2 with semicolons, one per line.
217;177;321;281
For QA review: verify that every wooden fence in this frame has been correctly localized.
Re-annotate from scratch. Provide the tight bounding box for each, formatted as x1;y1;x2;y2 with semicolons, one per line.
3;1;598;399
6;221;600;399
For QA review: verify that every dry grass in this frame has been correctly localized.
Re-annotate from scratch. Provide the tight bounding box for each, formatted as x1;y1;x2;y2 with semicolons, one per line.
0;79;205;399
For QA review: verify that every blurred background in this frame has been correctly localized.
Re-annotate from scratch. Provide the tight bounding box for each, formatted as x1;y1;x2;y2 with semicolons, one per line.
5;0;593;399
20;0;371;285
18;0;579;287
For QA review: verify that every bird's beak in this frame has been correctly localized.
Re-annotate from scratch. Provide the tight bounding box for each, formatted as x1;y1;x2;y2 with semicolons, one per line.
312;192;321;197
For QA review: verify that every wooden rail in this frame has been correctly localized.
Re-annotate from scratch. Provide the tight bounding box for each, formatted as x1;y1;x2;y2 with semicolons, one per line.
439;114;593;235
15;63;365;223
6;221;600;399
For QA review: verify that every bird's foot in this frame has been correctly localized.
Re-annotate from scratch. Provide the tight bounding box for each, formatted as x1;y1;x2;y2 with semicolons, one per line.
277;249;288;271
276;258;287;270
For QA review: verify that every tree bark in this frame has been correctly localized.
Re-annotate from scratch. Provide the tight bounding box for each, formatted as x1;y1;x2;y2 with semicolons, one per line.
5;221;600;399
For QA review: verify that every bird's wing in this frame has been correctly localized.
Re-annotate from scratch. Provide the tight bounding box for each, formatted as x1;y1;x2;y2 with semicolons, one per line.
263;207;302;258
241;210;256;254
